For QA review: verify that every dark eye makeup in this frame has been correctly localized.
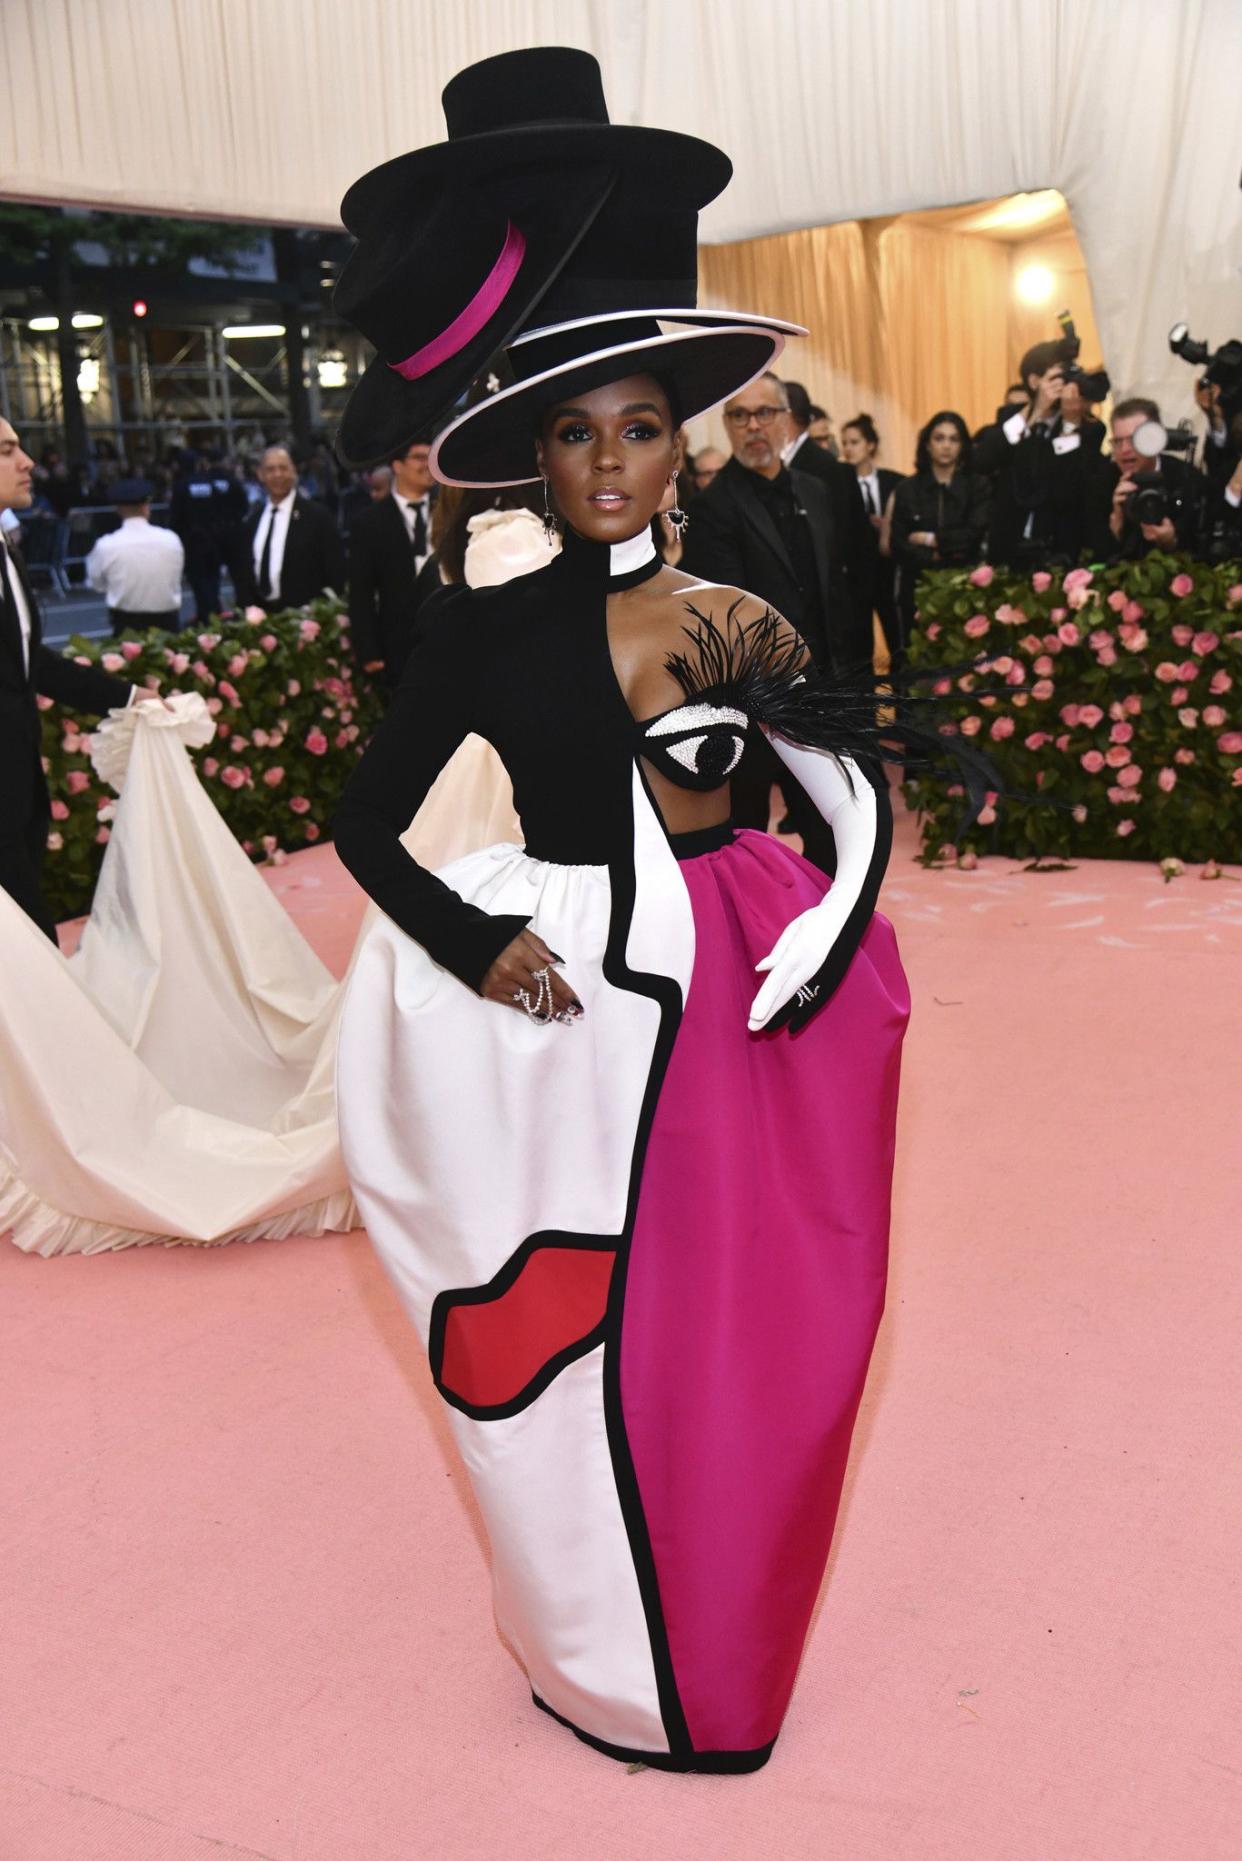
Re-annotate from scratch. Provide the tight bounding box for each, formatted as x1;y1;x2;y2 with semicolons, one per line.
552;420;663;444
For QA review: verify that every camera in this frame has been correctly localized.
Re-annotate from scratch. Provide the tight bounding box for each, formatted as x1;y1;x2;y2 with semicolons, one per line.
1124;420;1194;527
1169;323;1242;420
1053;311;1111;404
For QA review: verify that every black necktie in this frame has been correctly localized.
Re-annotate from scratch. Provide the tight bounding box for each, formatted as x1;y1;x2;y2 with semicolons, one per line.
258;504;277;600
411;499;428;558
862;480;876;515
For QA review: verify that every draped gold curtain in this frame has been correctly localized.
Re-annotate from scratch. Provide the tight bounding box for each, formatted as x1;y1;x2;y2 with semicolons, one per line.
697;218;1022;474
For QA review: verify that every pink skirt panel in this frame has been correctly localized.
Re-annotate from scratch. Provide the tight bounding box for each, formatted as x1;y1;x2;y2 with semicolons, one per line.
619;829;910;1754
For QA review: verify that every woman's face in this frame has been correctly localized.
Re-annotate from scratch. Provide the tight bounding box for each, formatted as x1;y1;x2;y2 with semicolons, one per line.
840;426;876;468
929;422;962;468
535;373;680;542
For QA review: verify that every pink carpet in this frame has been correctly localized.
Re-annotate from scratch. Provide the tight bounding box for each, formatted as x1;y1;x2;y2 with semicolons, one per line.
4;815;1239;1860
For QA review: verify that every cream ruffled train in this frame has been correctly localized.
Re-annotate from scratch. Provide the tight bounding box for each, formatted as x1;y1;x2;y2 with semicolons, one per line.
0;507;556;1255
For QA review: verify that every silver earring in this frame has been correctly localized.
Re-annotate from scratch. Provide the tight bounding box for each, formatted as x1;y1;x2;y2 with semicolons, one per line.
666;470;689;536
541;476;558;542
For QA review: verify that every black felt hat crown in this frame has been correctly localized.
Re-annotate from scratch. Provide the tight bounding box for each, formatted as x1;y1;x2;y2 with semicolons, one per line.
333;47;734;469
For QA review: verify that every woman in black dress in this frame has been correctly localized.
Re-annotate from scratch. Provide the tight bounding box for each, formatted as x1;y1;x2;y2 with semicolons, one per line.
890;409;991;644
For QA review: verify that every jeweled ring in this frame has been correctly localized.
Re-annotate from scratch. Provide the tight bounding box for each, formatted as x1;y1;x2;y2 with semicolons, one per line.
517;964;554;1025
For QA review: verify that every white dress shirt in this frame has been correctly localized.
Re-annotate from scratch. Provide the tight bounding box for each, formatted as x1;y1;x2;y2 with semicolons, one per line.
393;490;432;568
857;469;882;516
3;537;33;673
252;490;297;601
782;428;811;467
86;516;184;613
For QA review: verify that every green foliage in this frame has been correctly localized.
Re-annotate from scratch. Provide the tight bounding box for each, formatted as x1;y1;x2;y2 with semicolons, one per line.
904;553;1242;864
40;600;382;921
0;202;264;270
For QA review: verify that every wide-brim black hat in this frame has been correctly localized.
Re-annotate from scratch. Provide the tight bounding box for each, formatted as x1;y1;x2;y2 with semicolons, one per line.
429;310;805;488
333;48;733;470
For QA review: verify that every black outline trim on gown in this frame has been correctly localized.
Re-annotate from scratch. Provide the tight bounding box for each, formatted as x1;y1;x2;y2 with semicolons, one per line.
532;1692;775;1774
428;1230;618;1422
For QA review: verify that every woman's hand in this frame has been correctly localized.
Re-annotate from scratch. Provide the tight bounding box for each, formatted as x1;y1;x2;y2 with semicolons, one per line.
748;894;852;1032
909;530;936;548
481;928;584;1024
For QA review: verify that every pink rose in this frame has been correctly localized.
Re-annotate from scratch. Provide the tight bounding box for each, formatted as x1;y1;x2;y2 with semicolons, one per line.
218;680;240;706
964;615;990;638
289;796;311;815
1105;743;1131;768
287;679;301;697
1210;670;1232;694
1233;768;1242;786
1124;694;1142;716
1050;607;1068;622
251;728;269;748
36;695;54;712
168;651;190;674
1174;749;1196;765
1024;731;1050;750
1080;750;1106;773
121;640;143;661
1120;627;1149;653
305;727;329;755
1157;767;1177;792
1171;686;1188;705
1012;693;1029;708
303;821;321;841
1078;704;1103;728
1178;661;1198;681
1072;804;1087;823
206;696;223;716
202;757;219;777
228;653;248;678
101;651;125;672
1117;764;1142;788
1088;629;1111;650
1032;679;1054;701
95;826;110;845
990;655;1013;675
1122;600;1145;625
1060;703;1081;728
1033;654;1054;675
957;849;978;870
45;830;63;851
968;564;994;587
1154;662;1181;683
1107;589;1128;613
1042;634;1063;654
1192;631;1218;656
1109;722;1134;744
197;632;220;651
1063;567;1093;592
1055;733;1071;752
50;799;69;820
335;728;351;749
1096;644;1117;666
1217;731;1242;754
1020;634;1044;656
1228;584;1242;606
1031;570;1052;593
1065;587;1090;611
976;804;997;825
192;659;212;680
221;765;247;789
299;618;321;642
1116;819;1136;837
1203;705;1226;727
959;716;982;737
66;770;90;793
230;734;248;752
1057;621;1081;645
260;633;278;651
1170;573;1194;597
1107;786;1135;806
1171;623;1193;647
989;716;1015;740
925;621;942;640
1178;708;1199;728
262;765;285;787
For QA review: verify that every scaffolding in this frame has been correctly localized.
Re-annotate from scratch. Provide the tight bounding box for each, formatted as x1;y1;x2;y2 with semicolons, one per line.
0;313;367;462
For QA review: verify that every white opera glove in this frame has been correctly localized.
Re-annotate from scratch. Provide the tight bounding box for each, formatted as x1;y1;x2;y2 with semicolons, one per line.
747;738;888;1034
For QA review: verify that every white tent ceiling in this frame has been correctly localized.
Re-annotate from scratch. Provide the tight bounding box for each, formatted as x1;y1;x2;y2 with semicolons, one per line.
2;0;1239;411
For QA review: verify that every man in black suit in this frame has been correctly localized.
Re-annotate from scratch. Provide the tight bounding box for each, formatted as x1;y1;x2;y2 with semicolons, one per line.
678;374;847;869
780;379;876;672
1;417;135;940
973;342;1107;567
1097;398;1204;561
348;439;437;691
234;445;346;614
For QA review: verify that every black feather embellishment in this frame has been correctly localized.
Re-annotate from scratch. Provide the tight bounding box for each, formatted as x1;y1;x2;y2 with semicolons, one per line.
665;600;1006;827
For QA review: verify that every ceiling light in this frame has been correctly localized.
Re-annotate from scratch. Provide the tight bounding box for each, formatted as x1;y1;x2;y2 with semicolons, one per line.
1016;264;1055;305
317;351;348;389
222;323;286;339
72;312;104;329
28;315;59;331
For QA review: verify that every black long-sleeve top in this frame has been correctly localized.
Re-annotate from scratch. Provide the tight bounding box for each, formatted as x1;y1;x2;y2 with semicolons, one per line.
890;469;991;572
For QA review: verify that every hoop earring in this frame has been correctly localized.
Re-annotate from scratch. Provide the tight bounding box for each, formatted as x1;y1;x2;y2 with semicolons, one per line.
666;470;689;537
541;475;559;543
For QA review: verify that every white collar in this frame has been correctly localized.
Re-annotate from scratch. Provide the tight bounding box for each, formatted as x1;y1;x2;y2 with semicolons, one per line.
783;429;810;464
267;489;296;513
609;529;657;576
393;488;427;509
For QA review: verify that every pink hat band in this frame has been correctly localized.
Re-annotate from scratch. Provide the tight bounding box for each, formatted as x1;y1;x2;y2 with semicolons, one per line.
387;221;527;381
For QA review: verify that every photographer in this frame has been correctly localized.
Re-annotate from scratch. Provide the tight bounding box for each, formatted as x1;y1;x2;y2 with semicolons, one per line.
1195;379;1241;489
973;339;1106;567
1100;398;1203;561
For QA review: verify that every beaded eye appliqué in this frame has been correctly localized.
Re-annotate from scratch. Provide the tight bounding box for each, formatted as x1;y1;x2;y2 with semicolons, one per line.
642;703;749;787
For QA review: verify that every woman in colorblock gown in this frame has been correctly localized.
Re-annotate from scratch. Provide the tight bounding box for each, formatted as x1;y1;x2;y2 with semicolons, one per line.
331;47;909;1773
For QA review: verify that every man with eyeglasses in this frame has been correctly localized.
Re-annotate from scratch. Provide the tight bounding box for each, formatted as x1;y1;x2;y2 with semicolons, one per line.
679;374;852;869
